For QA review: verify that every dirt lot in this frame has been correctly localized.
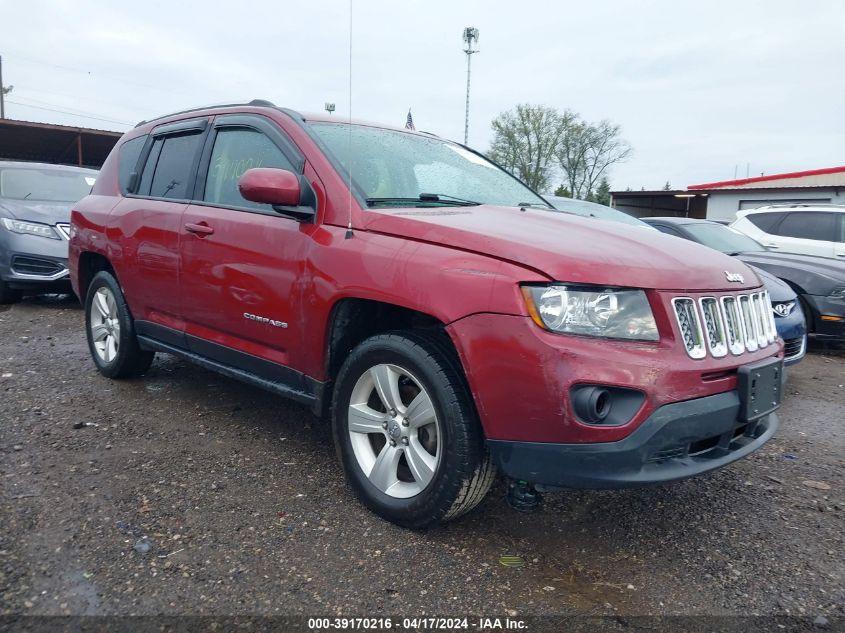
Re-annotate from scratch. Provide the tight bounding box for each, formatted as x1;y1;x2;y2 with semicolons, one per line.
1;296;843;622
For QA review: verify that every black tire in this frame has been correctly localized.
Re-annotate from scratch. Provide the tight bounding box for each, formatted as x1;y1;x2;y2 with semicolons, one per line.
0;280;23;305
332;331;495;528
84;271;154;378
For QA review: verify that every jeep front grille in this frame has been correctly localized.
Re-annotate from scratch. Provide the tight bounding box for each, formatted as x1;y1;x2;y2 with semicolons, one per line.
672;298;706;359
720;296;745;356
699;297;727;358
674;291;776;359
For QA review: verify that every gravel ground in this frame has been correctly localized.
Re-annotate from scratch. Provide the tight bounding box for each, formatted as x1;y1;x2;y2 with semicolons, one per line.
1;295;843;621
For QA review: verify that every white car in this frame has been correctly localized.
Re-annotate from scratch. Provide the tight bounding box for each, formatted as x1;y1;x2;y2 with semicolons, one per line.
730;204;845;260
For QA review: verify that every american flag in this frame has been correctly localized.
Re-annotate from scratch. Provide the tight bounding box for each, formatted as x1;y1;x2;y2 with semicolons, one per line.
405;109;415;131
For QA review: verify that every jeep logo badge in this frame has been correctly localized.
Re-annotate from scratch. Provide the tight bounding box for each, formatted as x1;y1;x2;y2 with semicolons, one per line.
724;271;744;283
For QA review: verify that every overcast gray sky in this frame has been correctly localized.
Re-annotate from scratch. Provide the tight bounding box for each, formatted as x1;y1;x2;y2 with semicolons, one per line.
2;0;843;190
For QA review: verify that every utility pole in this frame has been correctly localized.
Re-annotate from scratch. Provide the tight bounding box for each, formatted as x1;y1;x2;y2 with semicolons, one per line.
462;27;479;145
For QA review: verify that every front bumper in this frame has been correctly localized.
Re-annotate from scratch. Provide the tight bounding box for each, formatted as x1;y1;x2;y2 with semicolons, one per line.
488;391;779;489
0;228;70;291
805;294;845;339
773;305;806;365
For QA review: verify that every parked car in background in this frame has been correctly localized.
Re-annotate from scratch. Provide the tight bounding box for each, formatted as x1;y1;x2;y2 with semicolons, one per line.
643;217;844;343
730;204;845;260
544;195;654;228
69;101;784;528
0;161;97;303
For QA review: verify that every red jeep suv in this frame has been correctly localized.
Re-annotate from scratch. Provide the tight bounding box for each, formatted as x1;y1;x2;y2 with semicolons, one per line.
69;100;784;527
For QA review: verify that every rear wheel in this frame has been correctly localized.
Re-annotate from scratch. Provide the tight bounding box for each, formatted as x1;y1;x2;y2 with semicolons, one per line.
0;280;23;305
332;332;495;528
84;271;154;378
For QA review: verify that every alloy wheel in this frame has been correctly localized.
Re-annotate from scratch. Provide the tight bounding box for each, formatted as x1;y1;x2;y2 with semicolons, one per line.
347;363;442;498
89;287;121;363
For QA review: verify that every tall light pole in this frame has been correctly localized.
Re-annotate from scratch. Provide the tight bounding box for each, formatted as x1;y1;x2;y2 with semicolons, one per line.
462;27;479;145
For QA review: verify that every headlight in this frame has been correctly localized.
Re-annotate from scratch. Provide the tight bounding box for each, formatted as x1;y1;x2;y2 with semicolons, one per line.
1;217;60;240
521;284;659;341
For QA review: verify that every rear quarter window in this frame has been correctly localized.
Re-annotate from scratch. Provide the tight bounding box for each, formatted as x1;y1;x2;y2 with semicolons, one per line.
118;136;147;194
746;211;786;233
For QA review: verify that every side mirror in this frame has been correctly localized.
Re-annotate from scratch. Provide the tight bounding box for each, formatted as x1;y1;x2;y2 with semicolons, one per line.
238;168;316;222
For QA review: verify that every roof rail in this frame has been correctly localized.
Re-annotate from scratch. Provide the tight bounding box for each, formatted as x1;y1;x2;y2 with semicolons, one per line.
135;99;277;128
750;203;845;210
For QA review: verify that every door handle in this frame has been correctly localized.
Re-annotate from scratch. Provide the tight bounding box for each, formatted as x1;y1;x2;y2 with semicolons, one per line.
184;222;214;237
836;253;845;258
764;243;779;249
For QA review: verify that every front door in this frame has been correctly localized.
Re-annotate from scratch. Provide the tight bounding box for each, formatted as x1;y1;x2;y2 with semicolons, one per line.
178;115;312;381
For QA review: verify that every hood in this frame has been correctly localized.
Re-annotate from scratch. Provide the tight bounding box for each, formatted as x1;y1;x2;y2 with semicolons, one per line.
0;198;73;224
747;265;795;302
738;251;845;295
363;205;761;291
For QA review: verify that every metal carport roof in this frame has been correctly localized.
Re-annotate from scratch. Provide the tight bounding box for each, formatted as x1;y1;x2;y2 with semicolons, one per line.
0;118;122;168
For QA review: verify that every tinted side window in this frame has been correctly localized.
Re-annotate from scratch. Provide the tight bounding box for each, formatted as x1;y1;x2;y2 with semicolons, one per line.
775;212;836;241
148;133;203;199
837;214;845;243
138;138;163;196
203;128;294;210
118;136;146;194
746;211;786;233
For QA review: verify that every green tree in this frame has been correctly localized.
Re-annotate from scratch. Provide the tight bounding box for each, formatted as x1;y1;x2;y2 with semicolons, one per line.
595;176;611;206
553;185;572;198
662;181;672;191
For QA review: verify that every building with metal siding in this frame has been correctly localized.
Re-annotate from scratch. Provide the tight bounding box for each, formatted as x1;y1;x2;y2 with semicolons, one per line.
687;167;845;222
611;166;845;221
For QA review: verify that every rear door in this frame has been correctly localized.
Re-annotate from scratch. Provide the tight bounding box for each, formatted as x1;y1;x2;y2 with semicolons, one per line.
112;119;208;344
769;211;837;257
179;114;313;379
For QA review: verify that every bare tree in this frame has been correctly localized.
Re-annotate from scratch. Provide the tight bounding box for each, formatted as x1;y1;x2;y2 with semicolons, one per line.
554;118;592;199
555;119;631;199
581;120;631;197
488;104;569;192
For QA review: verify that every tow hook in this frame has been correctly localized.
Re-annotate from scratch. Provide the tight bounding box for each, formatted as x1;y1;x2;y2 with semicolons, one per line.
506;479;542;513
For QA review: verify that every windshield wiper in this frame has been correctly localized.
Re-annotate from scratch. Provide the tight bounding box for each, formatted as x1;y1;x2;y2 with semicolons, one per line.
366;194;480;208
518;202;554;209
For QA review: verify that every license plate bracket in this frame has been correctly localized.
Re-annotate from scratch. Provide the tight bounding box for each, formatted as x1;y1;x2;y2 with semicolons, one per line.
737;357;783;422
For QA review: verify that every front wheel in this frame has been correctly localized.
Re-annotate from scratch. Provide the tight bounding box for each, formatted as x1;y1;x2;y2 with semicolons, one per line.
84;271;154;378
332;332;495;528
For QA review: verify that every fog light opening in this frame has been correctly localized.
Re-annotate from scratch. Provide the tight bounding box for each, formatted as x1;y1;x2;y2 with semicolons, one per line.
570;384;645;427
573;386;613;424
593;389;611;420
